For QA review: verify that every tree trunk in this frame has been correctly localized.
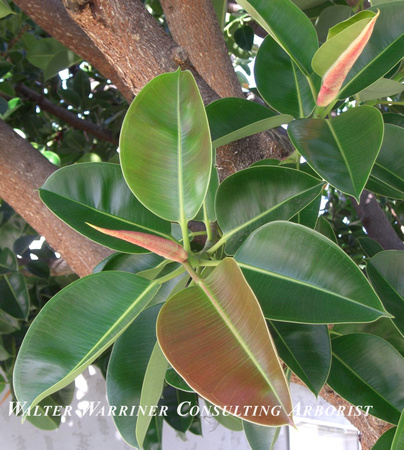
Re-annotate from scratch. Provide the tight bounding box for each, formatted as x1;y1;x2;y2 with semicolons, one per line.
0;120;112;276
353;190;404;250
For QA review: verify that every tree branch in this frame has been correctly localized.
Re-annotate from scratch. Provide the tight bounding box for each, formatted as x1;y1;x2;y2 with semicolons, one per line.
14;83;118;145
0;120;112;276
160;0;243;99
14;0;133;101
353;190;404;250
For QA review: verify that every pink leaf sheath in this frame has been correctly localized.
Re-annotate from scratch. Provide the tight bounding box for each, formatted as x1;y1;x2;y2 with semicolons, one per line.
87;224;188;263
317;10;380;107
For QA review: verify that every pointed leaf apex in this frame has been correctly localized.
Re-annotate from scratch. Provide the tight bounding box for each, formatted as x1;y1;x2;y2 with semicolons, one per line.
317;10;380;107
86;224;188;263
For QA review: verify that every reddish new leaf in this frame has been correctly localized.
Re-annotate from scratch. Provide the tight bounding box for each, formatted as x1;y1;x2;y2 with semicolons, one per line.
157;258;294;427
87;224;187;263
317;11;380;107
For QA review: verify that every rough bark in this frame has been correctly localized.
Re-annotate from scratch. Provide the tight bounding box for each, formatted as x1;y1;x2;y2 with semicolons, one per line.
0;120;112;276
13;0;133;101
353;190;404;250
160;0;243;99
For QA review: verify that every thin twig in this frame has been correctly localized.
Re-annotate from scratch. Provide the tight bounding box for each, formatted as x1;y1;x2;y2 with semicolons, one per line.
15;84;118;145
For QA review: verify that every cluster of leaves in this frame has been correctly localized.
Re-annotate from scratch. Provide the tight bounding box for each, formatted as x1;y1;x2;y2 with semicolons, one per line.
0;1;126;165
0;0;403;449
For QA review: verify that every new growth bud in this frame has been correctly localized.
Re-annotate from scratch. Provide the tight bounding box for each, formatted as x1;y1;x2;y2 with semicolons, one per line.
87;224;188;263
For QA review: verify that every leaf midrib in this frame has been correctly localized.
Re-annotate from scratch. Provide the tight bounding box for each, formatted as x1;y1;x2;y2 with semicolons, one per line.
199;274;290;417
18;276;159;412
222;183;322;241
332;351;400;415
237;261;385;316
325;119;356;195
270;322;315;391
39;190;172;240
212;115;292;148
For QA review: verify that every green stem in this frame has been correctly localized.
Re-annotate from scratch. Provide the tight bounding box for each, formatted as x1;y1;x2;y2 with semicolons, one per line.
182;260;201;284
180;220;191;253
312;105;324;119
203;202;214;242
154;265;186;284
206;235;227;255
329;329;343;337
321;99;338;119
376;101;404;106
306;74;318;104
192;231;207;237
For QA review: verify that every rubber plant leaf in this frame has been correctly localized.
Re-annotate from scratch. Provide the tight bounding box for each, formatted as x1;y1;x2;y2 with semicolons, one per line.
120;69;212;223
13;272;160;416
234;221;390;324
157;258;294;427
316;10;380;106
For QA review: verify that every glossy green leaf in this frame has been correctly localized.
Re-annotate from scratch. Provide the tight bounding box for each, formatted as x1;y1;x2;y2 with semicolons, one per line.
44;49;82;81
0;273;29;320
161;386;196;433
358;237;383;258
288;106;384;201
236;0;318;76
315;215;337;243
327;10;375;40
142;415;163;450
0;0;15;18
120;69;212;223
165;367;193;393
243;421;280;450
93;252;164;274
216;166;324;254
13;272;160;415
392;410;404;449
357;77;404;102
136;343;168;448
383;113;404;128
373;427;396;450
157;258;293;426
106;304;161;448
291;194;322;229
315;6;352;43
269;322;331;395
205;400;243;431
255;35;317;117
0;374;5;393
339;3;404;99
235;221;389;324
0;248;17;274
328;333;404;424
334;318;404;357
366;124;404;200
0;57;13;78
367;250;404;337
0;335;12;361
26;38;66;69
206;97;293;147
39;163;171;253
25;392;72;431
0;309;20;333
